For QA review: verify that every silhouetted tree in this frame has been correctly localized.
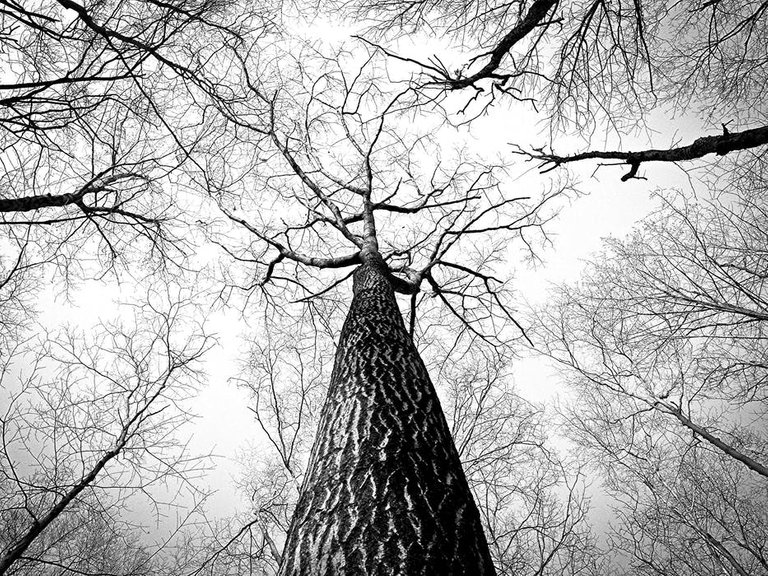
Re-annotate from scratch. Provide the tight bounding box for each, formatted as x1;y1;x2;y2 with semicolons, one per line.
535;190;768;575
203;49;567;574
0;294;211;575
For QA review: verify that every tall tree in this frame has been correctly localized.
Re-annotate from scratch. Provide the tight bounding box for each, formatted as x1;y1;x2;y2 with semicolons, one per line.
321;4;768;573
231;328;597;575
533;190;768;575
0;294;211;576
3;2;766;574
205;50;564;573
278;251;496;574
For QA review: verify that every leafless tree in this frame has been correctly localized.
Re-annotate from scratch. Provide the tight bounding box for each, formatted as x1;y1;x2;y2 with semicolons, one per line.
207;48;563;344
339;0;768;179
3;2;766;575
533;189;768;575
441;348;598;576
194;44;573;573
0;294;212;576
0;0;273;298
216;324;599;575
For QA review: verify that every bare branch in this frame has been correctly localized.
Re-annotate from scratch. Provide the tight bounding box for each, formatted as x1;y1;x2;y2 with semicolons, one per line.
520;124;768;181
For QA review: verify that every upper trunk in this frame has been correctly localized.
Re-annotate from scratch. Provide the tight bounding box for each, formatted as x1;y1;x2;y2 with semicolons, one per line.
278;255;496;575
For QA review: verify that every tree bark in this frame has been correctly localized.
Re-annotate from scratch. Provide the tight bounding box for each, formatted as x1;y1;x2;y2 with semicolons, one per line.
278;254;496;575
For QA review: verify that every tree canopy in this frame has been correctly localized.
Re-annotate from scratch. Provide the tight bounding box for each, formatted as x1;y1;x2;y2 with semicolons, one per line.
1;1;766;575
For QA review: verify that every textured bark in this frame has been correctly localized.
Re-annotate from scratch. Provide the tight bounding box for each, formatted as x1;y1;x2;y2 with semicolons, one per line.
278;255;496;576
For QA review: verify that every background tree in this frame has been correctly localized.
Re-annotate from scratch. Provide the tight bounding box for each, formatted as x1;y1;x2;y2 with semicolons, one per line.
0;292;211;576
340;0;768;179
533;190;768;575
0;0;272;301
1;7;275;571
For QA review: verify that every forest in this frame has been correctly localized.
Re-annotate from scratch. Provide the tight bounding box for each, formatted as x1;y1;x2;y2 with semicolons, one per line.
1;1;766;575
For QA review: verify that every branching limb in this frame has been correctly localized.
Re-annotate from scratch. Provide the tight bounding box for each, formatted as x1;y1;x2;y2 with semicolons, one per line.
355;0;557;92
519;124;768;181
0;173;142;213
438;260;532;346
445;0;559;89
220;209;361;280
653;399;768;480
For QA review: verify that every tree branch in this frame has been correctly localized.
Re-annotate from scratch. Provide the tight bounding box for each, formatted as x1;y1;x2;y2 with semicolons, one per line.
522;124;768;181
448;0;559;89
655;399;768;480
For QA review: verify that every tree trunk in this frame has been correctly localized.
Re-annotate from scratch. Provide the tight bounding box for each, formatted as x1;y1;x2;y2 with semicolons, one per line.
278;255;496;575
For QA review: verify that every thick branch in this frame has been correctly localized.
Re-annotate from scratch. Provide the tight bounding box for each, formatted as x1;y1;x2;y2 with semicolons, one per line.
0;174;143;214
525;124;768;181
221;209;362;276
655;400;768;480
702;531;750;576
450;0;558;88
0;188;94;213
55;0;195;81
357;0;557;91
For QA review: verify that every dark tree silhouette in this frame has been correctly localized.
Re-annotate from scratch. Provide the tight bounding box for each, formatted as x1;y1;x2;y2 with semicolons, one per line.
203;50;565;573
